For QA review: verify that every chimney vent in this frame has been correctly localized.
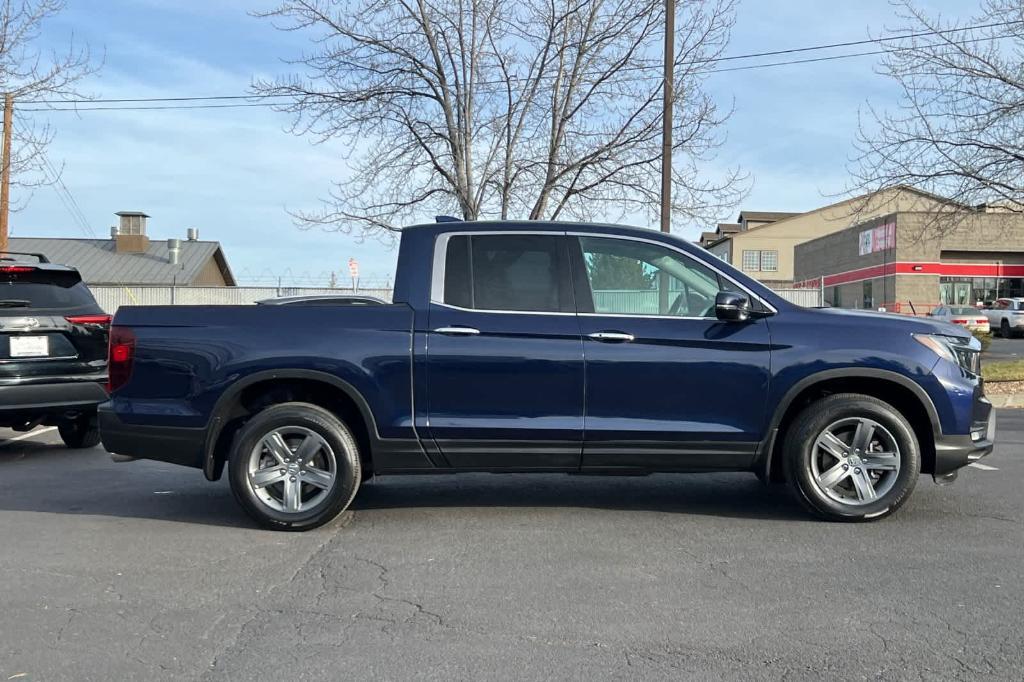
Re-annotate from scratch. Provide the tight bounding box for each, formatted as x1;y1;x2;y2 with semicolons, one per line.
187;227;199;241
113;211;151;253
167;238;181;265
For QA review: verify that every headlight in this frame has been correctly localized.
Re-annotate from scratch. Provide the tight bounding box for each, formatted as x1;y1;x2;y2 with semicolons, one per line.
913;333;981;375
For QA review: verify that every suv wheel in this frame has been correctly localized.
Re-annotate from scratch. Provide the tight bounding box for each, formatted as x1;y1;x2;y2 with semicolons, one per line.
227;402;361;531
1001;319;1012;339
58;415;101;449
783;393;920;522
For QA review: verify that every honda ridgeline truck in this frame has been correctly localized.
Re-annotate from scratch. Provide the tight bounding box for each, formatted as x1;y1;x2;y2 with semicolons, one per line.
99;221;996;530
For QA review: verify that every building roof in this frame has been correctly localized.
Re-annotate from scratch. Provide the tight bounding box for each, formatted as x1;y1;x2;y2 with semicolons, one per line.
114;211;150;218
716;223;742;234
738;211;802;223
6;237;235;285
699;231;718;243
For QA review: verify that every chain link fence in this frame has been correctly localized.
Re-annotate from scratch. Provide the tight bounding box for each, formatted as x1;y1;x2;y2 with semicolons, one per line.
89;284;821;314
89;286;394;313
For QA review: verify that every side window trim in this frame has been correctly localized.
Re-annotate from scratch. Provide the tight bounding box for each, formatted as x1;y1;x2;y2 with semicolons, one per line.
567;232;775;318
430;230;576;315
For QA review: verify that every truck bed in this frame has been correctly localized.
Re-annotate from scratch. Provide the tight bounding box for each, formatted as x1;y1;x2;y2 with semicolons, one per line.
103;303;416;468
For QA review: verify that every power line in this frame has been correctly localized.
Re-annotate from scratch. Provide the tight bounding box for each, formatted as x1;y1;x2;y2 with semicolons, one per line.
15;17;1023;110
14;20;1023;113
21;102;277;112
42;155;95;238
15;120;96;238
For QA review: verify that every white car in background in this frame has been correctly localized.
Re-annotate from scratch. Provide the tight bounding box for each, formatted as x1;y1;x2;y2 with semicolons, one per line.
929;305;991;334
983;298;1024;338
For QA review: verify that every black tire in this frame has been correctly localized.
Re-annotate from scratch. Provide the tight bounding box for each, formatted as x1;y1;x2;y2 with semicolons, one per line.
1001;319;1011;339
227;402;361;531
58;415;101;449
783;393;920;522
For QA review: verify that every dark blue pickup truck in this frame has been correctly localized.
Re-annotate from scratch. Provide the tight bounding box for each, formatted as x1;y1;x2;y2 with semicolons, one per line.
100;221;995;530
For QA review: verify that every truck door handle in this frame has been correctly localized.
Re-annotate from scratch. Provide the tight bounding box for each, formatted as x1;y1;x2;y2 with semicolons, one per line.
587;331;634;343
433;326;481;336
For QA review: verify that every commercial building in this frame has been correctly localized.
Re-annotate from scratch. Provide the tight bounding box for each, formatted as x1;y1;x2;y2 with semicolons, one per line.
793;204;1024;312
7;211;236;286
700;187;948;287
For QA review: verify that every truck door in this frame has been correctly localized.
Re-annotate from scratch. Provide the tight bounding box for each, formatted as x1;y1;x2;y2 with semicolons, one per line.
569;234;772;471
423;232;585;469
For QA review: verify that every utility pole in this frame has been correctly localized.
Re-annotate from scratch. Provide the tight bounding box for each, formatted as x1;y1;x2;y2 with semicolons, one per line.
658;0;675;313
0;93;12;254
660;0;674;235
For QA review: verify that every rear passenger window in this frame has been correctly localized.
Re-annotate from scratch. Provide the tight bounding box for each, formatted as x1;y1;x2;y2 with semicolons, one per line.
442;234;570;313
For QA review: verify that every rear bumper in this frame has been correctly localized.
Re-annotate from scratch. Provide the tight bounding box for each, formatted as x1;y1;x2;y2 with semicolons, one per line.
0;376;108;416
98;404;205;469
933;395;996;479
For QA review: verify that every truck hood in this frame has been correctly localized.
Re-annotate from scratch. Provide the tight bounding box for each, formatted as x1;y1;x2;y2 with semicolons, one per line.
806;306;972;339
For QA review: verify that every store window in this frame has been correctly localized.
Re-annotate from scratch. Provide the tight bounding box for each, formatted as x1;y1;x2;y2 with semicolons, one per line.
863;280;873;309
939;277;1024;306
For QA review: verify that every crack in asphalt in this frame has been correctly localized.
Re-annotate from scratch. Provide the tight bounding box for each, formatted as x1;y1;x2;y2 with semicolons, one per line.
199;513;353;679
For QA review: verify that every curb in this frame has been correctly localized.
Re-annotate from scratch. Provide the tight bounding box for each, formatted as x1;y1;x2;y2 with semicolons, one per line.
988;393;1024;409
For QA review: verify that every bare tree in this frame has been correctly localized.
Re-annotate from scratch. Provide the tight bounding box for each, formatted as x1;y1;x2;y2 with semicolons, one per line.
0;0;96;202
850;0;1024;229
253;0;747;238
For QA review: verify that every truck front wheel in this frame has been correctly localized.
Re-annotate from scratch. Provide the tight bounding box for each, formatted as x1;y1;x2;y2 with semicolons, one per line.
227;402;362;531
783;393;920;522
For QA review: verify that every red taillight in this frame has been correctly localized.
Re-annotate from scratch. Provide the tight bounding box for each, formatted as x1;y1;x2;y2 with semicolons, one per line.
0;265;34;273
107;326;136;393
65;314;112;326
952;319;968;324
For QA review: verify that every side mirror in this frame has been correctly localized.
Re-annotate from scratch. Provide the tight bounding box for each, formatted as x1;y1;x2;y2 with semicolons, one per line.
715;291;750;322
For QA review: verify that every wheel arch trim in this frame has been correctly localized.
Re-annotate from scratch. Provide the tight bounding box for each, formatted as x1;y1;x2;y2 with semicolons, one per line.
202;369;381;481
756;367;941;481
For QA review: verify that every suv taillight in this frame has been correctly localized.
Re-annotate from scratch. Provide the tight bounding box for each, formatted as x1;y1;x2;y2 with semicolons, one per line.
107;326;136;393
65;314;112;326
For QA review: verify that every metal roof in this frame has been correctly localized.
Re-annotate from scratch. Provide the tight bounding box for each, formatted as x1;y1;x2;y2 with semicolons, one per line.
6;237;235;285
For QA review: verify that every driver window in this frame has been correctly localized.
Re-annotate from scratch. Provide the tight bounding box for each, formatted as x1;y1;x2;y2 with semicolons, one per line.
578;236;728;317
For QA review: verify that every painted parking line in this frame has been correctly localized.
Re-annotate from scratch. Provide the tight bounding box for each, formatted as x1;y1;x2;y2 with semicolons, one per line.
968;462;999;471
0;427;58;445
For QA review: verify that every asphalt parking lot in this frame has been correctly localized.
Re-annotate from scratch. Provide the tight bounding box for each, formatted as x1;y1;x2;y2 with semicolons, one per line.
986;335;1024;362
1;414;1022;681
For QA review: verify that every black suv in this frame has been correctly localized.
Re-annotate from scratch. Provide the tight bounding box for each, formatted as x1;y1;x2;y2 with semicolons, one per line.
0;252;109;448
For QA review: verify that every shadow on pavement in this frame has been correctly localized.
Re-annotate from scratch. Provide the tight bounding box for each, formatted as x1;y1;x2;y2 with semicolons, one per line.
0;437;807;527
352;472;807;522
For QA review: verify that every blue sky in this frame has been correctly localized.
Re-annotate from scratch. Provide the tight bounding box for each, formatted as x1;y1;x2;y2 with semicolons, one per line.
13;0;967;284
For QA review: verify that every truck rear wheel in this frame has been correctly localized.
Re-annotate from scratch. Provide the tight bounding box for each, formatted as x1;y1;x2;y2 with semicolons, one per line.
783;393;920;522
227;402;361;531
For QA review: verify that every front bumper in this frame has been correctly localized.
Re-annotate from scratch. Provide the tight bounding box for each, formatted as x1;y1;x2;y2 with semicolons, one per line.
933;395;996;480
0;376;108;416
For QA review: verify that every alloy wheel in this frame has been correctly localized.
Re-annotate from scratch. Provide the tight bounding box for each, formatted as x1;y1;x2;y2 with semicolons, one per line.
809;417;901;506
246;426;338;514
